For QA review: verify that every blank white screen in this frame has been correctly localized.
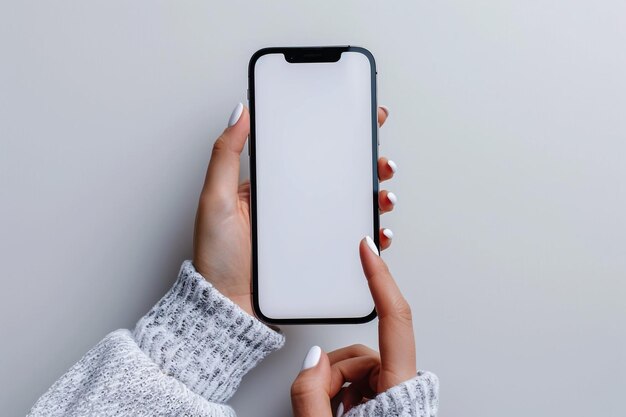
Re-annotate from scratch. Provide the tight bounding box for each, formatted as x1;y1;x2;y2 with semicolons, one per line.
254;51;376;320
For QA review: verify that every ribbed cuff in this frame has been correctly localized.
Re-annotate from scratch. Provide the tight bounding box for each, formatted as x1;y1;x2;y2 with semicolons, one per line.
345;371;439;417
132;260;285;403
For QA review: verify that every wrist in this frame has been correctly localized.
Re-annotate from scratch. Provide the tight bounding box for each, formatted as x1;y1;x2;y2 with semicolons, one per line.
192;261;255;317
223;292;255;317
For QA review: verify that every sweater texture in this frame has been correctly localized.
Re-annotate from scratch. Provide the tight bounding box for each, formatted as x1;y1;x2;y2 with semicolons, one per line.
28;261;438;416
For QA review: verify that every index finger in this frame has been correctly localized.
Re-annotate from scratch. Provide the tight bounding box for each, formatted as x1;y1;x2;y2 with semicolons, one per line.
359;236;417;391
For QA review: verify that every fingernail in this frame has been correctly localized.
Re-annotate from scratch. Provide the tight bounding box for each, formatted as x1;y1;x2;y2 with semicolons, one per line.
228;102;244;127
379;105;390;117
387;159;398;173
301;345;322;370
387;192;397;205
383;228;394;239
336;402;345;417
365;235;379;256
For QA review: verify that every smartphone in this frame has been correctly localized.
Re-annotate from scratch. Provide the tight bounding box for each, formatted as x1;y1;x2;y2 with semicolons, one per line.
248;46;379;324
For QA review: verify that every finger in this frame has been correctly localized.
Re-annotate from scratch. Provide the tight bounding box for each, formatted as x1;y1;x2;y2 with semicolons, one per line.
377;106;389;127
379;228;393;251
201;103;250;210
291;346;333;417
330;388;347;417
349;378;377;401
340;380;376;415
359;237;417;391
378;157;397;182
328;344;379;365
238;180;250;203
379;190;397;213
329;356;381;396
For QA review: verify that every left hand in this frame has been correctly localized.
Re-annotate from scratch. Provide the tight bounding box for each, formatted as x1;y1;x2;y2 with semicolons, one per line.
193;103;396;316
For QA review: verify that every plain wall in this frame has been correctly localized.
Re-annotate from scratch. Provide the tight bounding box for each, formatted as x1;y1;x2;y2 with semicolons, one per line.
1;1;624;416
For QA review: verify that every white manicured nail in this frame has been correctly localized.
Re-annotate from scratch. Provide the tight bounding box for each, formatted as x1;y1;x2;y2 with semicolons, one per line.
228;102;244;127
379;105;390;117
365;235;379;255
387;160;398;173
383;228;394;239
387;192;397;205
336;402;345;417
301;345;322;370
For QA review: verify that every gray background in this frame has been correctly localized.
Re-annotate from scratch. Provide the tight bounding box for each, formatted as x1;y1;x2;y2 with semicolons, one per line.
1;1;625;416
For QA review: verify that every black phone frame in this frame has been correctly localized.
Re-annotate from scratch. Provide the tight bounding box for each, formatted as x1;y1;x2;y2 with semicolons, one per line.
248;46;379;325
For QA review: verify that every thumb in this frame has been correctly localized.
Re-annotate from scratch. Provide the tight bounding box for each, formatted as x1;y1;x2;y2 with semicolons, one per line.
201;102;250;206
291;346;333;417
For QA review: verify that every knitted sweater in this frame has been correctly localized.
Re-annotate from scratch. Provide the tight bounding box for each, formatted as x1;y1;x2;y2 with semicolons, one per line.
28;261;439;417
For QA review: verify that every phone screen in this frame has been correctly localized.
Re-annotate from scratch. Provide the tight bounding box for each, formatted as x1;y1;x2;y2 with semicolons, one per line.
250;47;378;323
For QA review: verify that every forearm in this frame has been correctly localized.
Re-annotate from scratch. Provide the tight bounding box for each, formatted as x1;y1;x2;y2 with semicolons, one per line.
29;261;284;416
345;371;439;417
132;260;285;402
28;330;236;416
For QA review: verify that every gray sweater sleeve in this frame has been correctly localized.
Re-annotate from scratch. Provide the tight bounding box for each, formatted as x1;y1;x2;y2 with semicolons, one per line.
345;371;439;417
28;261;285;416
29;260;439;417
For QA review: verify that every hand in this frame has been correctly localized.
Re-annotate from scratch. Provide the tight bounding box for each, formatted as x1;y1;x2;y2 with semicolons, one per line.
291;238;416;416
193;103;396;316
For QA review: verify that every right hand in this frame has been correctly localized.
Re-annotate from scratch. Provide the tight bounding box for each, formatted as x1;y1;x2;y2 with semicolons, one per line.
291;236;417;416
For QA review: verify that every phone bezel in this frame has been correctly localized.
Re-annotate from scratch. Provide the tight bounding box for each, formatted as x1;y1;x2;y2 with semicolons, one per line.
248;46;379;325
